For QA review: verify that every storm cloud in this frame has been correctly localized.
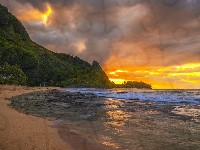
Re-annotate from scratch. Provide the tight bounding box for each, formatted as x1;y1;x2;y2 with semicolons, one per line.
1;0;200;88
1;0;200;65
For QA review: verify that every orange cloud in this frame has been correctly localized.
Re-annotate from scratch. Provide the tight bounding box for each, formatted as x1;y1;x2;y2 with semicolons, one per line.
42;5;52;23
5;0;200;89
104;63;200;89
15;4;52;24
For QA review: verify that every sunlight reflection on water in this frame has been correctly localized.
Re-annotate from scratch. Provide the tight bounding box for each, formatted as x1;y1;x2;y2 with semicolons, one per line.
64;89;200;150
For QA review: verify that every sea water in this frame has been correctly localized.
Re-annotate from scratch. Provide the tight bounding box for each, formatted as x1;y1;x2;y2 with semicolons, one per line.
64;88;200;150
66;88;200;105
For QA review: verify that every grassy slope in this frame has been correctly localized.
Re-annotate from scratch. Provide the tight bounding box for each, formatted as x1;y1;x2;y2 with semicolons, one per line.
0;4;112;87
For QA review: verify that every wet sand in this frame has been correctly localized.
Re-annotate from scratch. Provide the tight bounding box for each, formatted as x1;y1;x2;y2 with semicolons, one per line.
0;85;71;150
1;86;200;150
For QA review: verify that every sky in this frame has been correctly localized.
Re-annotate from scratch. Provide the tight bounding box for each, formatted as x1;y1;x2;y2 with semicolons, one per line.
1;0;200;89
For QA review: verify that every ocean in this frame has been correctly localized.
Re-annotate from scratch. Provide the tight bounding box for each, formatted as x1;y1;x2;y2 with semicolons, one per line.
63;88;200;150
66;88;200;105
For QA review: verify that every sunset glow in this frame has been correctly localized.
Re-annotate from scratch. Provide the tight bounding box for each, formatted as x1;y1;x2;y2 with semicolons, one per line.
109;78;126;84
42;5;52;23
106;63;200;89
3;0;200;89
1;1;200;150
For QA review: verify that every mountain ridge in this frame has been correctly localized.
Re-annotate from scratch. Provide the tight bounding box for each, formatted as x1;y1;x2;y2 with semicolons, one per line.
0;4;152;89
0;4;112;87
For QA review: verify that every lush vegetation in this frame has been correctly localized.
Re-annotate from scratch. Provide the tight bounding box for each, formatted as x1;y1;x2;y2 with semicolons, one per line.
0;62;27;85
0;4;151;89
114;81;152;89
0;4;112;88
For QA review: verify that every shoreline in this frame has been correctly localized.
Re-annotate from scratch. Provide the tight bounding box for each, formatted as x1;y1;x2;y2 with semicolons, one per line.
1;85;200;149
6;88;109;149
0;85;71;150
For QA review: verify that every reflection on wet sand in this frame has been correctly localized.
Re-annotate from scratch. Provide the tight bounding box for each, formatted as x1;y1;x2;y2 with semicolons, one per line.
98;98;200;150
172;106;200;122
8;90;200;150
105;110;130;127
55;98;200;150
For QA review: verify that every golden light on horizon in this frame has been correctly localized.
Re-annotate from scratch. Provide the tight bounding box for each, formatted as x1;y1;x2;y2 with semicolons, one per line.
42;5;52;23
109;70;128;75
175;63;200;70
109;78;125;84
109;70;129;84
116;70;128;73
106;62;200;89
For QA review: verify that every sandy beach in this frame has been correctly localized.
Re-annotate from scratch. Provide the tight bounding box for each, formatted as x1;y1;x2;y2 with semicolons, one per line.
0;85;71;150
1;86;200;150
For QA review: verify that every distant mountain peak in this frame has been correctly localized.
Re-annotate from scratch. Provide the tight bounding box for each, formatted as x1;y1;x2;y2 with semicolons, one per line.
92;60;102;71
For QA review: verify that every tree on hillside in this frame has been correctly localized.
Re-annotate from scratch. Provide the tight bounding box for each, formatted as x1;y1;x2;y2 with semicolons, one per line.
0;62;27;85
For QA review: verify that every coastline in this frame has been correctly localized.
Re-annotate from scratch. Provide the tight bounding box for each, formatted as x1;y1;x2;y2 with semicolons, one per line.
6;88;109;149
1;85;200;150
0;85;71;150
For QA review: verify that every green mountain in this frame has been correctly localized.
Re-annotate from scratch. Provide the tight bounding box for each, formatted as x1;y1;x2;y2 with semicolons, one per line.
0;4;112;87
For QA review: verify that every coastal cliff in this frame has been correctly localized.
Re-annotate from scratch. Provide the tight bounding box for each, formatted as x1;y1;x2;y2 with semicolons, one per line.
0;4;111;88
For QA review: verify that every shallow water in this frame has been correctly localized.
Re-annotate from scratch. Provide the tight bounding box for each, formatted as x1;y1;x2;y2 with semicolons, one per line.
8;88;200;149
66;88;200;105
58;88;200;150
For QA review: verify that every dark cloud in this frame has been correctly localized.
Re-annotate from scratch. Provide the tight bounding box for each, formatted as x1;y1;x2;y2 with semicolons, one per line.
16;0;48;12
15;0;75;12
78;38;111;64
1;0;200;66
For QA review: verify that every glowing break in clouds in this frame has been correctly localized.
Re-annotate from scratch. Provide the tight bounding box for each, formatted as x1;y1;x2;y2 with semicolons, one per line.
107;63;200;89
42;5;52;23
1;0;200;89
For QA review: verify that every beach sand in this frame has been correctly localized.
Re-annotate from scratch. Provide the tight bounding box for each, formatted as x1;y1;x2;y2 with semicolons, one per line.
0;85;71;150
1;85;200;150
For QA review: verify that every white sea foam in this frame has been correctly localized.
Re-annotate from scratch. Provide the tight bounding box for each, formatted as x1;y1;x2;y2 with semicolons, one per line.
66;88;200;105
